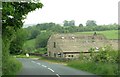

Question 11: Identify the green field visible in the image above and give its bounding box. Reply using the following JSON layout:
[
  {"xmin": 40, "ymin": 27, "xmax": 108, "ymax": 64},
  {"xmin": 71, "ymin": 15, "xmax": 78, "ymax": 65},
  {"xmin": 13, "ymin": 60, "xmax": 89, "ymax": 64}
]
[
  {"xmin": 24, "ymin": 39, "xmax": 36, "ymax": 49},
  {"xmin": 75, "ymin": 30, "xmax": 118, "ymax": 40}
]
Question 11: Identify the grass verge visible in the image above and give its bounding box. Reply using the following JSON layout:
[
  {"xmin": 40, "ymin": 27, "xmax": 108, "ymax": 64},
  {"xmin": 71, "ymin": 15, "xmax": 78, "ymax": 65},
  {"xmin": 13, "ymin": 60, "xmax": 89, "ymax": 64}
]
[
  {"xmin": 67, "ymin": 60, "xmax": 118, "ymax": 77},
  {"xmin": 3, "ymin": 57, "xmax": 22, "ymax": 75},
  {"xmin": 15, "ymin": 54, "xmax": 67, "ymax": 64},
  {"xmin": 39, "ymin": 57, "xmax": 67, "ymax": 65}
]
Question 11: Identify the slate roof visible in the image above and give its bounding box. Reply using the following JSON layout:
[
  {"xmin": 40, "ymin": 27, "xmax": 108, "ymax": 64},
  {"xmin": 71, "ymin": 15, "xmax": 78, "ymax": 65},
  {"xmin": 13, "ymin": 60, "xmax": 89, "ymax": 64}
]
[{"xmin": 48, "ymin": 33, "xmax": 107, "ymax": 52}]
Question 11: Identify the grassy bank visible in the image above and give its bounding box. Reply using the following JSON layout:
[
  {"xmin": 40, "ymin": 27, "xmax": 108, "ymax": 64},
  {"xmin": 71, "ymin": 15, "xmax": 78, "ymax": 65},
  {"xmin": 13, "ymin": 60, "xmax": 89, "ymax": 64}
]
[
  {"xmin": 67, "ymin": 60, "xmax": 118, "ymax": 76},
  {"xmin": 23, "ymin": 39, "xmax": 36, "ymax": 51},
  {"xmin": 3, "ymin": 57, "xmax": 22, "ymax": 75},
  {"xmin": 0, "ymin": 37, "xmax": 1, "ymax": 76},
  {"xmin": 67, "ymin": 47, "xmax": 118, "ymax": 76},
  {"xmin": 15, "ymin": 54, "xmax": 67, "ymax": 64}
]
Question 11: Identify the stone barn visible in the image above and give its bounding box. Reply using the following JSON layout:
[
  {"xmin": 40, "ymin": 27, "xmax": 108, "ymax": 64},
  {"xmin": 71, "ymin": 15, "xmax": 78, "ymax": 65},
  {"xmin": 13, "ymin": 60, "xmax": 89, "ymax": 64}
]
[{"xmin": 47, "ymin": 33, "xmax": 112, "ymax": 59}]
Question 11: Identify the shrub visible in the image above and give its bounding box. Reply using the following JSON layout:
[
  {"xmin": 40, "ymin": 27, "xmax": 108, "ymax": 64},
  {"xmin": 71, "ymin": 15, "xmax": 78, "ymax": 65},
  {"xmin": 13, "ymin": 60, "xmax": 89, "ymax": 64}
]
[{"xmin": 67, "ymin": 46, "xmax": 118, "ymax": 76}]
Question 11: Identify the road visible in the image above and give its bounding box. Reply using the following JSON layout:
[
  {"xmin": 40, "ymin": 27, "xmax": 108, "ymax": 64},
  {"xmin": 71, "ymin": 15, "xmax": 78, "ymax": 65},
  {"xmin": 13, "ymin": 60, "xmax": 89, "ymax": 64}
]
[{"xmin": 17, "ymin": 58, "xmax": 99, "ymax": 77}]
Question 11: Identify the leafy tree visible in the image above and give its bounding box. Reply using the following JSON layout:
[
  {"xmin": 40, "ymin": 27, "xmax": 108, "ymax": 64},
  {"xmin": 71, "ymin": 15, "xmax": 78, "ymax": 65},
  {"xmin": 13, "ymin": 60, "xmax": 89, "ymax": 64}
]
[
  {"xmin": 63, "ymin": 20, "xmax": 75, "ymax": 26},
  {"xmin": 86, "ymin": 20, "xmax": 97, "ymax": 26},
  {"xmin": 63, "ymin": 20, "xmax": 69, "ymax": 26},
  {"xmin": 2, "ymin": 2, "xmax": 43, "ymax": 75},
  {"xmin": 9, "ymin": 29, "xmax": 28, "ymax": 54},
  {"xmin": 50, "ymin": 24, "xmax": 64, "ymax": 33},
  {"xmin": 30, "ymin": 28, "xmax": 40, "ymax": 39},
  {"xmin": 35, "ymin": 32, "xmax": 52, "ymax": 48},
  {"xmin": 36, "ymin": 22, "xmax": 55, "ymax": 30},
  {"xmin": 79, "ymin": 24, "xmax": 83, "ymax": 27},
  {"xmin": 69, "ymin": 20, "xmax": 75, "ymax": 26}
]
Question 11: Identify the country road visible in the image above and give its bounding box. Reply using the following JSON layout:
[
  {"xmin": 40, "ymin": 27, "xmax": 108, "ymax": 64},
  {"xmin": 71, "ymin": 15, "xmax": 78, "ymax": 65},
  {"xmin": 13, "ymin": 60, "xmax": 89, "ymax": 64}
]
[{"xmin": 17, "ymin": 58, "xmax": 100, "ymax": 77}]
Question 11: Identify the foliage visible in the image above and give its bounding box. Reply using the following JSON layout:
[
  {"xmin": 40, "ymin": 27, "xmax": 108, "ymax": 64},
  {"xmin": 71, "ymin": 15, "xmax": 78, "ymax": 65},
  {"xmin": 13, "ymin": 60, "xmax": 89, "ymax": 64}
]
[
  {"xmin": 92, "ymin": 46, "xmax": 118, "ymax": 63},
  {"xmin": 86, "ymin": 20, "xmax": 97, "ymax": 26},
  {"xmin": 2, "ymin": 56, "xmax": 22, "ymax": 75},
  {"xmin": 26, "ymin": 26, "xmax": 41, "ymax": 40},
  {"xmin": 25, "ymin": 22, "xmax": 118, "ymax": 36},
  {"xmin": 79, "ymin": 24, "xmax": 83, "ymax": 27},
  {"xmin": 9, "ymin": 29, "xmax": 28, "ymax": 54},
  {"xmin": 36, "ymin": 22, "xmax": 56, "ymax": 30},
  {"xmin": 34, "ymin": 48, "xmax": 47, "ymax": 54},
  {"xmin": 63, "ymin": 20, "xmax": 75, "ymax": 26},
  {"xmin": 67, "ymin": 46, "xmax": 119, "ymax": 76},
  {"xmin": 23, "ymin": 39, "xmax": 36, "ymax": 51},
  {"xmin": 68, "ymin": 61, "xmax": 118, "ymax": 76},
  {"xmin": 35, "ymin": 31, "xmax": 52, "ymax": 48},
  {"xmin": 2, "ymin": 2, "xmax": 43, "ymax": 75}
]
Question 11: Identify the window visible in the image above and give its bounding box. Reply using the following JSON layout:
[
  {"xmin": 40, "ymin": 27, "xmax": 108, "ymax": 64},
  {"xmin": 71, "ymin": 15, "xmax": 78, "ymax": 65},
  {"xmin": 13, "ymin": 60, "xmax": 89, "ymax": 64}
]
[
  {"xmin": 71, "ymin": 55, "xmax": 74, "ymax": 57},
  {"xmin": 53, "ymin": 42, "xmax": 56, "ymax": 48},
  {"xmin": 68, "ymin": 55, "xmax": 70, "ymax": 57}
]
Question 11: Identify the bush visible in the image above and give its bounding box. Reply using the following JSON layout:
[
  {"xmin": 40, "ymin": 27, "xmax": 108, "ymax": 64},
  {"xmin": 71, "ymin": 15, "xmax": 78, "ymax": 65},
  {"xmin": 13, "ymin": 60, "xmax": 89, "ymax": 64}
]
[
  {"xmin": 67, "ymin": 46, "xmax": 119, "ymax": 76},
  {"xmin": 92, "ymin": 46, "xmax": 118, "ymax": 63}
]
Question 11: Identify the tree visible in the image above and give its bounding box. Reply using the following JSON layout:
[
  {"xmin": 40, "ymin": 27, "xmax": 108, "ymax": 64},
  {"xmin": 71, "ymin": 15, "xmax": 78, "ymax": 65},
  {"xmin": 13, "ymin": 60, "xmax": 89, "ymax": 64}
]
[
  {"xmin": 2, "ymin": 2, "xmax": 43, "ymax": 75},
  {"xmin": 63, "ymin": 20, "xmax": 75, "ymax": 26},
  {"xmin": 9, "ymin": 29, "xmax": 28, "ymax": 54},
  {"xmin": 79, "ymin": 24, "xmax": 83, "ymax": 27},
  {"xmin": 63, "ymin": 20, "xmax": 69, "ymax": 26},
  {"xmin": 35, "ymin": 31, "xmax": 52, "ymax": 48},
  {"xmin": 69, "ymin": 20, "xmax": 75, "ymax": 26},
  {"xmin": 86, "ymin": 20, "xmax": 97, "ymax": 26}
]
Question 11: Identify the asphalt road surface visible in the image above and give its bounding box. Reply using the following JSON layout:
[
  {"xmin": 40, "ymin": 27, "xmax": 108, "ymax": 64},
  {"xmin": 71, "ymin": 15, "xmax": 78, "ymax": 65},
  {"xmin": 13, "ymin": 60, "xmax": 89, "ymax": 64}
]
[{"xmin": 17, "ymin": 58, "xmax": 100, "ymax": 77}]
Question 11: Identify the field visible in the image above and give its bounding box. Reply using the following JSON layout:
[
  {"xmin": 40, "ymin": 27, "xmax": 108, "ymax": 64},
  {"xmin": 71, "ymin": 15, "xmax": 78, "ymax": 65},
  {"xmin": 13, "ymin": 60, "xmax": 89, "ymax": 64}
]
[
  {"xmin": 75, "ymin": 30, "xmax": 118, "ymax": 40},
  {"xmin": 23, "ymin": 39, "xmax": 36, "ymax": 49}
]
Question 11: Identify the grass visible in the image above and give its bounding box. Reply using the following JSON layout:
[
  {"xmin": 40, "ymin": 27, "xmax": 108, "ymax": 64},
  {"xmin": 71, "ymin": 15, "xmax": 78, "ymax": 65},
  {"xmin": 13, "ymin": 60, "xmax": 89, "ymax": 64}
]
[
  {"xmin": 23, "ymin": 39, "xmax": 36, "ymax": 49},
  {"xmin": 15, "ymin": 54, "xmax": 67, "ymax": 64},
  {"xmin": 0, "ymin": 37, "xmax": 1, "ymax": 76},
  {"xmin": 14, "ymin": 54, "xmax": 41, "ymax": 58},
  {"xmin": 75, "ymin": 30, "xmax": 118, "ymax": 39},
  {"xmin": 3, "ymin": 57, "xmax": 22, "ymax": 75},
  {"xmin": 67, "ymin": 60, "xmax": 118, "ymax": 76},
  {"xmin": 39, "ymin": 57, "xmax": 68, "ymax": 65}
]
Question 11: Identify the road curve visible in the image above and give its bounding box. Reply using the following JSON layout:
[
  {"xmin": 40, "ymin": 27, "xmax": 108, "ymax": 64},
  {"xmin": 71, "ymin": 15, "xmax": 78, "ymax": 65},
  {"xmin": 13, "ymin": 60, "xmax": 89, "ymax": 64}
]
[{"xmin": 17, "ymin": 58, "xmax": 99, "ymax": 77}]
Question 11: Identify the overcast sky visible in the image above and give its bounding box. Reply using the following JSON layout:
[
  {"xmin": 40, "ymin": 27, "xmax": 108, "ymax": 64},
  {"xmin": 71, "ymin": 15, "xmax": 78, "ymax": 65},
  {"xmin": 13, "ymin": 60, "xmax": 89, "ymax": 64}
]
[{"xmin": 23, "ymin": 0, "xmax": 119, "ymax": 27}]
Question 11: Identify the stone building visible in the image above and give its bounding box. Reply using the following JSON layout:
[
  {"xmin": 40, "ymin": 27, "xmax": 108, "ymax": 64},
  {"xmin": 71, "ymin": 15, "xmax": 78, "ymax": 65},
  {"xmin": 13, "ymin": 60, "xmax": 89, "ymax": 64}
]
[{"xmin": 47, "ymin": 33, "xmax": 112, "ymax": 59}]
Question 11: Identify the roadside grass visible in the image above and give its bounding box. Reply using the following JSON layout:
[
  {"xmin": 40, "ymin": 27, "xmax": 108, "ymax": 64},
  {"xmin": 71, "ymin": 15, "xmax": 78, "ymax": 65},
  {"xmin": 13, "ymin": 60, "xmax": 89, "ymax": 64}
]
[
  {"xmin": 67, "ymin": 60, "xmax": 118, "ymax": 76},
  {"xmin": 15, "ymin": 54, "xmax": 67, "ymax": 64},
  {"xmin": 75, "ymin": 30, "xmax": 118, "ymax": 39},
  {"xmin": 3, "ymin": 57, "xmax": 22, "ymax": 75},
  {"xmin": 39, "ymin": 57, "xmax": 68, "ymax": 64},
  {"xmin": 0, "ymin": 37, "xmax": 1, "ymax": 76},
  {"xmin": 14, "ymin": 54, "xmax": 41, "ymax": 59}
]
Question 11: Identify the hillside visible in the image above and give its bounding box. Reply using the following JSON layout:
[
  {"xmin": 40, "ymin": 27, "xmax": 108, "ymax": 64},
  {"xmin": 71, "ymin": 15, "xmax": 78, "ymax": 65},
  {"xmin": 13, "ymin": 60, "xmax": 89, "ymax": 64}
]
[{"xmin": 75, "ymin": 30, "xmax": 118, "ymax": 40}]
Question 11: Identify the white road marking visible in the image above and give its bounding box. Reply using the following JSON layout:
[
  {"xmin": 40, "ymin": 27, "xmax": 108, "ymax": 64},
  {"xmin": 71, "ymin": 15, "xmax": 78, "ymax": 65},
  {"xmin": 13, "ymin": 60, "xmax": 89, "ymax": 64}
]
[
  {"xmin": 37, "ymin": 63, "xmax": 41, "ymax": 65},
  {"xmin": 48, "ymin": 68, "xmax": 54, "ymax": 72},
  {"xmin": 32, "ymin": 61, "xmax": 58, "ymax": 75},
  {"xmin": 31, "ymin": 61, "xmax": 35, "ymax": 63},
  {"xmin": 56, "ymin": 74, "xmax": 60, "ymax": 77},
  {"xmin": 42, "ymin": 65, "xmax": 47, "ymax": 68}
]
